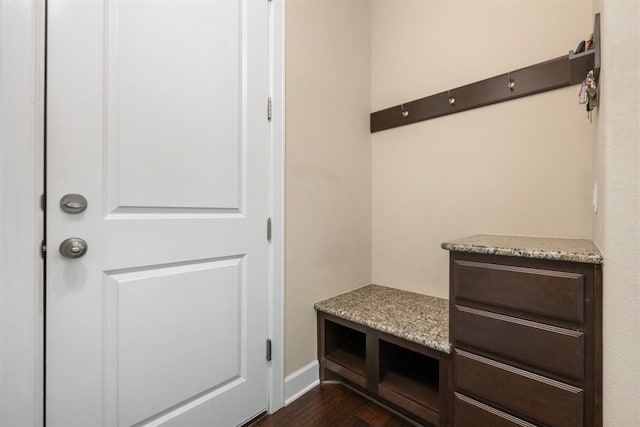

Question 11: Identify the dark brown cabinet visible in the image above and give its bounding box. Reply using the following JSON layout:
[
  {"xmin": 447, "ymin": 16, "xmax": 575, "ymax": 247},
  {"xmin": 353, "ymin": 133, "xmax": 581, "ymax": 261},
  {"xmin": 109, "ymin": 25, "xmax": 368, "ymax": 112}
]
[
  {"xmin": 449, "ymin": 253, "xmax": 602, "ymax": 427},
  {"xmin": 318, "ymin": 312, "xmax": 450, "ymax": 426}
]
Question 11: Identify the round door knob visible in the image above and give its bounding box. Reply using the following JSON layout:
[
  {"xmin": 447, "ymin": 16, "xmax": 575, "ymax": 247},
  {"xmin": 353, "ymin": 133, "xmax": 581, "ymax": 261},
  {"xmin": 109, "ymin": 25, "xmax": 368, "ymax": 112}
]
[{"xmin": 59, "ymin": 238, "xmax": 88, "ymax": 259}]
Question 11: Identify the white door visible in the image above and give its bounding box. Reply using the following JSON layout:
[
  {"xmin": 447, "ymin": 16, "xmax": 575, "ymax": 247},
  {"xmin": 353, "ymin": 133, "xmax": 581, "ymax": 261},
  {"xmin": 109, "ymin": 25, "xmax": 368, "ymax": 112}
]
[{"xmin": 46, "ymin": 0, "xmax": 270, "ymax": 426}]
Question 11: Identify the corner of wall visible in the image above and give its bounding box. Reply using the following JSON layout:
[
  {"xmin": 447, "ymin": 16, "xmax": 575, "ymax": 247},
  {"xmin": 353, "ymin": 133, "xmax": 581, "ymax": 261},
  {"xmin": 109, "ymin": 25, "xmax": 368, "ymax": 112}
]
[
  {"xmin": 284, "ymin": 0, "xmax": 372, "ymax": 376},
  {"xmin": 594, "ymin": 1, "xmax": 640, "ymax": 425}
]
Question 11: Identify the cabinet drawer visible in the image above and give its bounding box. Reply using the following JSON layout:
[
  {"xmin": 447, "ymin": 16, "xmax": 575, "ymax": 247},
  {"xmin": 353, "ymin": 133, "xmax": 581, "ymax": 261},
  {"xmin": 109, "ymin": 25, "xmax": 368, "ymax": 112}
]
[
  {"xmin": 453, "ymin": 260, "xmax": 584, "ymax": 322},
  {"xmin": 454, "ymin": 393, "xmax": 537, "ymax": 427},
  {"xmin": 454, "ymin": 305, "xmax": 584, "ymax": 379},
  {"xmin": 455, "ymin": 350, "xmax": 583, "ymax": 427}
]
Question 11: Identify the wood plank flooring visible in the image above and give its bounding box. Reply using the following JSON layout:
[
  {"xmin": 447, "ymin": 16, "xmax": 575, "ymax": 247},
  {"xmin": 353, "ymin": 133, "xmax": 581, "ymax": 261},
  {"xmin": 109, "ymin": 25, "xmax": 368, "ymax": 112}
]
[{"xmin": 249, "ymin": 384, "xmax": 418, "ymax": 427}]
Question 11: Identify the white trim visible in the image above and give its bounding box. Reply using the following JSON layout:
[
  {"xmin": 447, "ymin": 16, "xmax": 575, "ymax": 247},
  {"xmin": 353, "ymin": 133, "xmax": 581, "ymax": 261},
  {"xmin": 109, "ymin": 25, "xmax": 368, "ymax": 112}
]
[
  {"xmin": 0, "ymin": 0, "xmax": 45, "ymax": 426},
  {"xmin": 267, "ymin": 0, "xmax": 286, "ymax": 415},
  {"xmin": 283, "ymin": 361, "xmax": 320, "ymax": 406}
]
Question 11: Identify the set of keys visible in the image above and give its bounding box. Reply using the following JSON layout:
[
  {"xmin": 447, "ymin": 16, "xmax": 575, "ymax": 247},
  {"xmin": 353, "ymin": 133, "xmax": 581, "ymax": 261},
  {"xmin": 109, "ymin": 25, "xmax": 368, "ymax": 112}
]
[{"xmin": 579, "ymin": 70, "xmax": 598, "ymax": 122}]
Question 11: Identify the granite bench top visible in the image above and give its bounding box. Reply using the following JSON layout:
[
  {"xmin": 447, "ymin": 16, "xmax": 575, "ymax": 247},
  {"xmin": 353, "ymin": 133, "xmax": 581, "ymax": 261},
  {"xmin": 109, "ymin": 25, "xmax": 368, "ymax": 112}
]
[
  {"xmin": 314, "ymin": 284, "xmax": 451, "ymax": 354},
  {"xmin": 441, "ymin": 234, "xmax": 603, "ymax": 265}
]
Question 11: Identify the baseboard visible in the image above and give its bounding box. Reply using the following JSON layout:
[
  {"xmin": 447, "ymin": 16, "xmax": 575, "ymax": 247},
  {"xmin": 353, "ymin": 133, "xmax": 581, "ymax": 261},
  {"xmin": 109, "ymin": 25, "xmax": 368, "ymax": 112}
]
[{"xmin": 283, "ymin": 360, "xmax": 320, "ymax": 406}]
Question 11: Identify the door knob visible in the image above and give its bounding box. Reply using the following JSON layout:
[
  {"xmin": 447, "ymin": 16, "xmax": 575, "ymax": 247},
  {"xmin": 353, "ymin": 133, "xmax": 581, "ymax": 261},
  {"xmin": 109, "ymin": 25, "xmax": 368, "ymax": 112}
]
[{"xmin": 59, "ymin": 238, "xmax": 88, "ymax": 259}]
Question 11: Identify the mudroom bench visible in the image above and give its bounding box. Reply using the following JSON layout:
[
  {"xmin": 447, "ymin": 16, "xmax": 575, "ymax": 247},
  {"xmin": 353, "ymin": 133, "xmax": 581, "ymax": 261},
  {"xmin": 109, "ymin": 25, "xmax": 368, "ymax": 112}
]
[{"xmin": 314, "ymin": 284, "xmax": 451, "ymax": 427}]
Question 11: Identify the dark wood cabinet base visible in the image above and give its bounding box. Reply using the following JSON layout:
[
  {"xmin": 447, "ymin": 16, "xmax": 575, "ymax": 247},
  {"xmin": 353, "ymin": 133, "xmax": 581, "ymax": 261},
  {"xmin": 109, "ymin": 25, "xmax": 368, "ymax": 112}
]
[
  {"xmin": 449, "ymin": 252, "xmax": 602, "ymax": 427},
  {"xmin": 318, "ymin": 312, "xmax": 451, "ymax": 426}
]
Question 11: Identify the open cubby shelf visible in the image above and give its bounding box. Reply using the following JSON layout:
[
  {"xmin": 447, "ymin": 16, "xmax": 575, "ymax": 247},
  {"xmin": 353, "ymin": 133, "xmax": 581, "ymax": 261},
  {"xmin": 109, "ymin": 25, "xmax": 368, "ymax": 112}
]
[
  {"xmin": 318, "ymin": 312, "xmax": 451, "ymax": 426},
  {"xmin": 326, "ymin": 342, "xmax": 367, "ymax": 377},
  {"xmin": 322, "ymin": 319, "xmax": 368, "ymax": 387},
  {"xmin": 324, "ymin": 319, "xmax": 367, "ymax": 376},
  {"xmin": 379, "ymin": 340, "xmax": 440, "ymax": 410}
]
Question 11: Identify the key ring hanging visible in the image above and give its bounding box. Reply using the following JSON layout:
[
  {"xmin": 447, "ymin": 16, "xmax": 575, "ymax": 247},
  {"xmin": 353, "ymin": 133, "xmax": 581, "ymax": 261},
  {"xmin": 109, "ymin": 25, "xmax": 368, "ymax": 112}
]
[{"xmin": 579, "ymin": 70, "xmax": 598, "ymax": 122}]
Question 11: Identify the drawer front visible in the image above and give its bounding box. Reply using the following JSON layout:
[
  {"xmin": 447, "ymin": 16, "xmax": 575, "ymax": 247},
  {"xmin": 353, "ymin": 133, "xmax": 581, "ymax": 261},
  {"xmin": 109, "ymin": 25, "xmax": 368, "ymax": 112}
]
[
  {"xmin": 455, "ymin": 350, "xmax": 583, "ymax": 427},
  {"xmin": 454, "ymin": 305, "xmax": 584, "ymax": 379},
  {"xmin": 454, "ymin": 393, "xmax": 538, "ymax": 427},
  {"xmin": 453, "ymin": 260, "xmax": 584, "ymax": 322}
]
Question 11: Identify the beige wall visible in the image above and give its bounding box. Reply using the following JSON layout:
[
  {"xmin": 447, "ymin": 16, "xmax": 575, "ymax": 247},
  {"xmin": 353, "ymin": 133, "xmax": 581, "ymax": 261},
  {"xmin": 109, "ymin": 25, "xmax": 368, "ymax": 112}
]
[
  {"xmin": 285, "ymin": 0, "xmax": 372, "ymax": 375},
  {"xmin": 285, "ymin": 7, "xmax": 640, "ymax": 425},
  {"xmin": 592, "ymin": 0, "xmax": 640, "ymax": 424},
  {"xmin": 371, "ymin": 0, "xmax": 594, "ymax": 297}
]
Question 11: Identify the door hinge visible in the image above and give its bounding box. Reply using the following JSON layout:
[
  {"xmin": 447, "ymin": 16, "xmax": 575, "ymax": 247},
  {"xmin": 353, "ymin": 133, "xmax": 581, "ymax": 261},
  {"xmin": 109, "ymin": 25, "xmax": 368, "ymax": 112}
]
[
  {"xmin": 266, "ymin": 339, "xmax": 272, "ymax": 361},
  {"xmin": 267, "ymin": 217, "xmax": 272, "ymax": 243},
  {"xmin": 40, "ymin": 194, "xmax": 46, "ymax": 212},
  {"xmin": 40, "ymin": 240, "xmax": 47, "ymax": 259},
  {"xmin": 267, "ymin": 97, "xmax": 272, "ymax": 121}
]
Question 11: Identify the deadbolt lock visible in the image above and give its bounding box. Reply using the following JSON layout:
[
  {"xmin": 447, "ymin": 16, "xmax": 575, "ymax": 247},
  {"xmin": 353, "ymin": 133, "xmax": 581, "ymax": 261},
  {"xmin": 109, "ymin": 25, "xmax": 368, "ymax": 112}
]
[{"xmin": 60, "ymin": 194, "xmax": 88, "ymax": 214}]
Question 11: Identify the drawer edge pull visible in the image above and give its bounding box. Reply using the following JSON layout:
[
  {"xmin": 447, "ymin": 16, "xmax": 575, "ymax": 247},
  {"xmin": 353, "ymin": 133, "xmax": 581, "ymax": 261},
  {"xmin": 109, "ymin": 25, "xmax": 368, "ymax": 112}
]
[
  {"xmin": 454, "ymin": 260, "xmax": 584, "ymax": 280},
  {"xmin": 456, "ymin": 349, "xmax": 583, "ymax": 394},
  {"xmin": 456, "ymin": 305, "xmax": 583, "ymax": 338},
  {"xmin": 455, "ymin": 392, "xmax": 538, "ymax": 427}
]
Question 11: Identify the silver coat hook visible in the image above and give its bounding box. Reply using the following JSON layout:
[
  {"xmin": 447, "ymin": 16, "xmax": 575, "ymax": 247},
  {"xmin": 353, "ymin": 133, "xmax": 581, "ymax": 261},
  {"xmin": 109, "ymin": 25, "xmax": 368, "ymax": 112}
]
[
  {"xmin": 448, "ymin": 90, "xmax": 456, "ymax": 106},
  {"xmin": 401, "ymin": 104, "xmax": 409, "ymax": 118},
  {"xmin": 508, "ymin": 72, "xmax": 515, "ymax": 91}
]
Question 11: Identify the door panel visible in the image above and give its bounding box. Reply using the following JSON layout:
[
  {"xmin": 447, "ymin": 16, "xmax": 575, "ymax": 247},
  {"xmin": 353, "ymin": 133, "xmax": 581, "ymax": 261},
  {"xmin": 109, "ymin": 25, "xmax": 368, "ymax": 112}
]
[
  {"xmin": 46, "ymin": 0, "xmax": 269, "ymax": 425},
  {"xmin": 108, "ymin": 257, "xmax": 245, "ymax": 426},
  {"xmin": 112, "ymin": 0, "xmax": 243, "ymax": 210}
]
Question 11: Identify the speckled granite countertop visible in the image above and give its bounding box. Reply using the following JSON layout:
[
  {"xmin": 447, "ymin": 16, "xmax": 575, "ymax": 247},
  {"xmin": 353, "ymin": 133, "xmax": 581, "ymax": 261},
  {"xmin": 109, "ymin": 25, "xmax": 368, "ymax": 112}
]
[
  {"xmin": 441, "ymin": 234, "xmax": 603, "ymax": 264},
  {"xmin": 314, "ymin": 284, "xmax": 450, "ymax": 354}
]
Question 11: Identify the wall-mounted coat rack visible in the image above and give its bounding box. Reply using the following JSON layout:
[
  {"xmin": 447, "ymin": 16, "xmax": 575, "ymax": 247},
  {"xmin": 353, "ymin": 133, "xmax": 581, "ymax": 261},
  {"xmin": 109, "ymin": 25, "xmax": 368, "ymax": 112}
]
[{"xmin": 370, "ymin": 13, "xmax": 600, "ymax": 133}]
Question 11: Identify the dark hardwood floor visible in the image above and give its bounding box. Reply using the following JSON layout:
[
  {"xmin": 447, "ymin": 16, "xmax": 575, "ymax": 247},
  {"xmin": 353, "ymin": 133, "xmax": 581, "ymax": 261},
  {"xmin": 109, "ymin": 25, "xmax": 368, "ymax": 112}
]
[{"xmin": 249, "ymin": 384, "xmax": 418, "ymax": 427}]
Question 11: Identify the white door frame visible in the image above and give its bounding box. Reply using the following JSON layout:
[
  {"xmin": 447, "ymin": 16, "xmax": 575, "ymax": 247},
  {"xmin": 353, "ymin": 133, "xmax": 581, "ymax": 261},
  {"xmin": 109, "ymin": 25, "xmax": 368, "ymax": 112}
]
[
  {"xmin": 267, "ymin": 0, "xmax": 286, "ymax": 414},
  {"xmin": 0, "ymin": 1, "xmax": 46, "ymax": 426},
  {"xmin": 0, "ymin": 0, "xmax": 285, "ymax": 423}
]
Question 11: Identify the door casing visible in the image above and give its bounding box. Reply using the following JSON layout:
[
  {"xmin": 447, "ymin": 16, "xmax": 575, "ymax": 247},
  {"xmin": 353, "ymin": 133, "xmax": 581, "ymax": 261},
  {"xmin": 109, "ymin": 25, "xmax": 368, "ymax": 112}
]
[
  {"xmin": 0, "ymin": 0, "xmax": 285, "ymax": 424},
  {"xmin": 0, "ymin": 2, "xmax": 45, "ymax": 426}
]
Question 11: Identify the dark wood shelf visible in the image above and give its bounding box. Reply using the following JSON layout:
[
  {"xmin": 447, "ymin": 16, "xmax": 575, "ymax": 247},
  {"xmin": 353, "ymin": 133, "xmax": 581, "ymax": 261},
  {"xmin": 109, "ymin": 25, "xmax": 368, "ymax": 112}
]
[
  {"xmin": 379, "ymin": 340, "xmax": 440, "ymax": 410},
  {"xmin": 322, "ymin": 318, "xmax": 368, "ymax": 388},
  {"xmin": 376, "ymin": 338, "xmax": 443, "ymax": 425},
  {"xmin": 318, "ymin": 310, "xmax": 451, "ymax": 426},
  {"xmin": 380, "ymin": 366, "xmax": 439, "ymax": 410},
  {"xmin": 326, "ymin": 341, "xmax": 367, "ymax": 377},
  {"xmin": 379, "ymin": 380, "xmax": 439, "ymax": 426}
]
